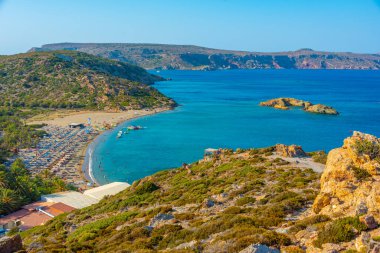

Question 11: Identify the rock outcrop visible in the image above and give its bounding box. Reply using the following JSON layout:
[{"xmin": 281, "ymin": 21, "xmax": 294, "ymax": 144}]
[
  {"xmin": 0, "ymin": 234, "xmax": 23, "ymax": 253},
  {"xmin": 260, "ymin": 98, "xmax": 311, "ymax": 110},
  {"xmin": 275, "ymin": 144, "xmax": 307, "ymax": 158},
  {"xmin": 313, "ymin": 131, "xmax": 380, "ymax": 219},
  {"xmin": 304, "ymin": 104, "xmax": 339, "ymax": 115},
  {"xmin": 260, "ymin": 97, "xmax": 339, "ymax": 115},
  {"xmin": 239, "ymin": 244, "xmax": 280, "ymax": 253},
  {"xmin": 149, "ymin": 213, "xmax": 175, "ymax": 227}
]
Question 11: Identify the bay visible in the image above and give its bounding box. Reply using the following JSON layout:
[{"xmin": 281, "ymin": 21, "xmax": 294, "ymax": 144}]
[{"xmin": 91, "ymin": 70, "xmax": 380, "ymax": 184}]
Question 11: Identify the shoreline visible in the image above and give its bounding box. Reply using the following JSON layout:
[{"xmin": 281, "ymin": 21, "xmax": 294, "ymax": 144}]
[
  {"xmin": 81, "ymin": 107, "xmax": 172, "ymax": 186},
  {"xmin": 27, "ymin": 107, "xmax": 172, "ymax": 187}
]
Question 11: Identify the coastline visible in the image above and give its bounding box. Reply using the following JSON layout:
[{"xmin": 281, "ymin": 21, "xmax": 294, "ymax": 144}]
[
  {"xmin": 82, "ymin": 137, "xmax": 100, "ymax": 185},
  {"xmin": 80, "ymin": 107, "xmax": 172, "ymax": 186},
  {"xmin": 27, "ymin": 107, "xmax": 172, "ymax": 187}
]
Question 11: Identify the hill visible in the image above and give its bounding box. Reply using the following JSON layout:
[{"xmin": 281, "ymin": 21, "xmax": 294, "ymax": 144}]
[
  {"xmin": 21, "ymin": 132, "xmax": 380, "ymax": 252},
  {"xmin": 22, "ymin": 146, "xmax": 321, "ymax": 252},
  {"xmin": 0, "ymin": 51, "xmax": 175, "ymax": 111},
  {"xmin": 30, "ymin": 43, "xmax": 380, "ymax": 70}
]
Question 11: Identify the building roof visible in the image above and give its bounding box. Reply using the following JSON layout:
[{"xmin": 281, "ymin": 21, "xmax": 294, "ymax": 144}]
[
  {"xmin": 41, "ymin": 182, "xmax": 130, "ymax": 209},
  {"xmin": 83, "ymin": 182, "xmax": 130, "ymax": 200},
  {"xmin": 1, "ymin": 201, "xmax": 76, "ymax": 231},
  {"xmin": 41, "ymin": 191, "xmax": 98, "ymax": 209},
  {"xmin": 44, "ymin": 203, "xmax": 76, "ymax": 216},
  {"xmin": 19, "ymin": 212, "xmax": 52, "ymax": 230},
  {"xmin": 0, "ymin": 209, "xmax": 29, "ymax": 226},
  {"xmin": 22, "ymin": 201, "xmax": 55, "ymax": 212}
]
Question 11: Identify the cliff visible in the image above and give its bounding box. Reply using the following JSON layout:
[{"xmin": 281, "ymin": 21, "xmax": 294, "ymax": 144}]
[
  {"xmin": 29, "ymin": 43, "xmax": 380, "ymax": 70},
  {"xmin": 299, "ymin": 131, "xmax": 380, "ymax": 252},
  {"xmin": 313, "ymin": 131, "xmax": 380, "ymax": 218}
]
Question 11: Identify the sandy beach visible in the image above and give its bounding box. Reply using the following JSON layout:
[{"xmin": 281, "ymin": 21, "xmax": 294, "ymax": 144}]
[
  {"xmin": 27, "ymin": 108, "xmax": 170, "ymax": 129},
  {"xmin": 26, "ymin": 107, "xmax": 172, "ymax": 186}
]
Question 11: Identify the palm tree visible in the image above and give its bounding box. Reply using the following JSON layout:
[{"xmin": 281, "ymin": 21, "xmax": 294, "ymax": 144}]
[
  {"xmin": 41, "ymin": 169, "xmax": 52, "ymax": 180},
  {"xmin": 0, "ymin": 188, "xmax": 22, "ymax": 215},
  {"xmin": 52, "ymin": 178, "xmax": 67, "ymax": 192},
  {"xmin": 0, "ymin": 171, "xmax": 8, "ymax": 188}
]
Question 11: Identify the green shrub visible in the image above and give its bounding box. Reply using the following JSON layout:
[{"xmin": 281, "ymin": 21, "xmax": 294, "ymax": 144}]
[
  {"xmin": 314, "ymin": 216, "xmax": 367, "ymax": 248},
  {"xmin": 236, "ymin": 196, "xmax": 256, "ymax": 206},
  {"xmin": 223, "ymin": 206, "xmax": 243, "ymax": 214},
  {"xmin": 134, "ymin": 181, "xmax": 160, "ymax": 195},
  {"xmin": 273, "ymin": 157, "xmax": 290, "ymax": 165},
  {"xmin": 281, "ymin": 245, "xmax": 305, "ymax": 253},
  {"xmin": 67, "ymin": 211, "xmax": 138, "ymax": 243},
  {"xmin": 216, "ymin": 225, "xmax": 290, "ymax": 252},
  {"xmin": 354, "ymin": 139, "xmax": 380, "ymax": 161},
  {"xmin": 174, "ymin": 212, "xmax": 195, "ymax": 220},
  {"xmin": 351, "ymin": 166, "xmax": 371, "ymax": 181},
  {"xmin": 289, "ymin": 215, "xmax": 330, "ymax": 233},
  {"xmin": 307, "ymin": 151, "xmax": 328, "ymax": 164}
]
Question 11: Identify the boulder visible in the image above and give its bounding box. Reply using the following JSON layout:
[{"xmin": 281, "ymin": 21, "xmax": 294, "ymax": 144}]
[
  {"xmin": 175, "ymin": 240, "xmax": 197, "ymax": 250},
  {"xmin": 355, "ymin": 232, "xmax": 371, "ymax": 252},
  {"xmin": 275, "ymin": 144, "xmax": 307, "ymax": 158},
  {"xmin": 212, "ymin": 193, "xmax": 228, "ymax": 202},
  {"xmin": 321, "ymin": 243, "xmax": 344, "ymax": 253},
  {"xmin": 203, "ymin": 198, "xmax": 215, "ymax": 208},
  {"xmin": 149, "ymin": 213, "xmax": 175, "ymax": 227},
  {"xmin": 239, "ymin": 243, "xmax": 280, "ymax": 253},
  {"xmin": 356, "ymin": 202, "xmax": 369, "ymax": 216},
  {"xmin": 360, "ymin": 215, "xmax": 378, "ymax": 229},
  {"xmin": 0, "ymin": 234, "xmax": 23, "ymax": 253}
]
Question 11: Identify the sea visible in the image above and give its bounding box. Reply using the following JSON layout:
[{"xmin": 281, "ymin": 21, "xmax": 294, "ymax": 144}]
[{"xmin": 90, "ymin": 70, "xmax": 380, "ymax": 185}]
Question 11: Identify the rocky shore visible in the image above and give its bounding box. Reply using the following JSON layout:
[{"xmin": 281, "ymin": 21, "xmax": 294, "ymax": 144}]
[{"xmin": 260, "ymin": 97, "xmax": 339, "ymax": 115}]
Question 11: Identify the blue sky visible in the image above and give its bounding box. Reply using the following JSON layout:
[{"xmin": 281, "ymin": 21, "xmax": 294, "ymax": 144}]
[{"xmin": 0, "ymin": 0, "xmax": 379, "ymax": 55}]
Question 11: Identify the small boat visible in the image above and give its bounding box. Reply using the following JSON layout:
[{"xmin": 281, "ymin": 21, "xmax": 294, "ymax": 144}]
[
  {"xmin": 116, "ymin": 131, "xmax": 123, "ymax": 138},
  {"xmin": 127, "ymin": 125, "xmax": 143, "ymax": 130}
]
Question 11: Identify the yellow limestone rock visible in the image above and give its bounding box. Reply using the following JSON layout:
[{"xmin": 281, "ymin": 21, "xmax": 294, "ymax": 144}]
[
  {"xmin": 260, "ymin": 97, "xmax": 338, "ymax": 115},
  {"xmin": 260, "ymin": 97, "xmax": 312, "ymax": 110},
  {"xmin": 275, "ymin": 144, "xmax": 307, "ymax": 158},
  {"xmin": 313, "ymin": 131, "xmax": 380, "ymax": 219}
]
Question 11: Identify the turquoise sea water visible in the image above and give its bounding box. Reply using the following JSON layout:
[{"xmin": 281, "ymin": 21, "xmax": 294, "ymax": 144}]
[{"xmin": 91, "ymin": 70, "xmax": 380, "ymax": 185}]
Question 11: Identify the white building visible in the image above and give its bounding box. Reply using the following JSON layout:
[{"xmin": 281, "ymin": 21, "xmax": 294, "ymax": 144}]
[{"xmin": 41, "ymin": 182, "xmax": 130, "ymax": 209}]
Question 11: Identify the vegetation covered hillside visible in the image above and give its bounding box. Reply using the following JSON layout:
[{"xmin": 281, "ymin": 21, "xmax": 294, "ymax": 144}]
[
  {"xmin": 23, "ymin": 147, "xmax": 322, "ymax": 252},
  {"xmin": 30, "ymin": 43, "xmax": 380, "ymax": 70},
  {"xmin": 22, "ymin": 133, "xmax": 380, "ymax": 252},
  {"xmin": 0, "ymin": 51, "xmax": 175, "ymax": 110}
]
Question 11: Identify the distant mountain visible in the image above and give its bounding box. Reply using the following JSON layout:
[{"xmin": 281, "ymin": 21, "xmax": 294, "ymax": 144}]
[
  {"xmin": 29, "ymin": 43, "xmax": 380, "ymax": 70},
  {"xmin": 0, "ymin": 51, "xmax": 175, "ymax": 111}
]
